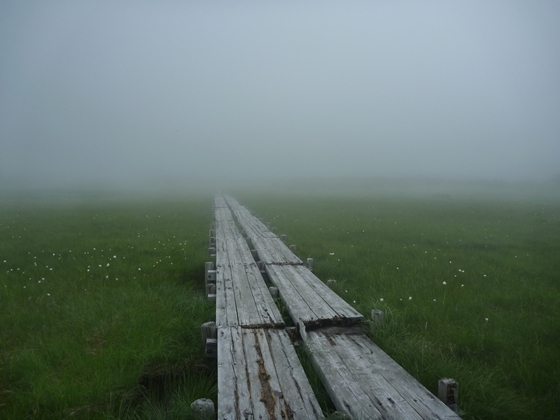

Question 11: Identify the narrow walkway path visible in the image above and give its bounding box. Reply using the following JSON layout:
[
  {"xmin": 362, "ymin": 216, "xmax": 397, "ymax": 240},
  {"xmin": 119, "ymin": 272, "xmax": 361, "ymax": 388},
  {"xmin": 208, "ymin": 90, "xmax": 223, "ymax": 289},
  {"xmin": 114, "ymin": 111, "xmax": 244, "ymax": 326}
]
[
  {"xmin": 213, "ymin": 195, "xmax": 323, "ymax": 419},
  {"xmin": 222, "ymin": 195, "xmax": 461, "ymax": 420}
]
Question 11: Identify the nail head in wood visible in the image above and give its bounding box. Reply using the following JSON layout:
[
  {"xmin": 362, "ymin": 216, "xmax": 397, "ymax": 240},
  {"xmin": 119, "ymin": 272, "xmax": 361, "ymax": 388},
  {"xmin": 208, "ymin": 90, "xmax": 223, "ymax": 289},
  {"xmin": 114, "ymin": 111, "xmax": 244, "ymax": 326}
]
[{"xmin": 191, "ymin": 398, "xmax": 215, "ymax": 419}]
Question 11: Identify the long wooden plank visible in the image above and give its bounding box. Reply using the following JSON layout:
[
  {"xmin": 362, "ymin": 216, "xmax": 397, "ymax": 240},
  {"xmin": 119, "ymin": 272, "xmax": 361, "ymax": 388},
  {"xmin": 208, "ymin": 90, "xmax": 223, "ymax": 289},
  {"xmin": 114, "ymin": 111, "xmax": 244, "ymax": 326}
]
[
  {"xmin": 346, "ymin": 335, "xmax": 460, "ymax": 420},
  {"xmin": 214, "ymin": 201, "xmax": 284, "ymax": 329},
  {"xmin": 292, "ymin": 265, "xmax": 363, "ymax": 320},
  {"xmin": 224, "ymin": 195, "xmax": 363, "ymax": 327},
  {"xmin": 268, "ymin": 264, "xmax": 339, "ymax": 322},
  {"xmin": 214, "ymin": 197, "xmax": 325, "ymax": 418},
  {"xmin": 265, "ymin": 264, "xmax": 363, "ymax": 327},
  {"xmin": 304, "ymin": 331, "xmax": 461, "ymax": 420},
  {"xmin": 225, "ymin": 195, "xmax": 303, "ymax": 265},
  {"xmin": 217, "ymin": 326, "xmax": 249, "ymax": 420},
  {"xmin": 218, "ymin": 327, "xmax": 324, "ymax": 420}
]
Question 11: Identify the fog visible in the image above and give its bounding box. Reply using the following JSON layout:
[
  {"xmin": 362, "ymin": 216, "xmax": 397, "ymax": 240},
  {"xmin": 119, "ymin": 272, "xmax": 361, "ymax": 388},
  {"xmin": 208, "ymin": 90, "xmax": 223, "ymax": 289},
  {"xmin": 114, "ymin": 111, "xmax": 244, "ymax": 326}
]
[{"xmin": 1, "ymin": 1, "xmax": 559, "ymax": 191}]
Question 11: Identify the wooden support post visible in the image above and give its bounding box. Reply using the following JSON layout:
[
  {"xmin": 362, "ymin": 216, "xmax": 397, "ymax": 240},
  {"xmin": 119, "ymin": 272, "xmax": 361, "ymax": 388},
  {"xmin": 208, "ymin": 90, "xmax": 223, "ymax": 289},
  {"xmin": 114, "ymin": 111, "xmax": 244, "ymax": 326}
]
[
  {"xmin": 201, "ymin": 322, "xmax": 217, "ymax": 358},
  {"xmin": 210, "ymin": 222, "xmax": 216, "ymax": 230},
  {"xmin": 208, "ymin": 247, "xmax": 215, "ymax": 256},
  {"xmin": 271, "ymin": 227, "xmax": 277, "ymax": 233},
  {"xmin": 269, "ymin": 286, "xmax": 279, "ymax": 298},
  {"xmin": 438, "ymin": 378, "xmax": 459, "ymax": 412},
  {"xmin": 204, "ymin": 262, "xmax": 214, "ymax": 290},
  {"xmin": 289, "ymin": 244, "xmax": 297, "ymax": 252},
  {"xmin": 206, "ymin": 269, "xmax": 216, "ymax": 284},
  {"xmin": 206, "ymin": 283, "xmax": 216, "ymax": 303},
  {"xmin": 307, "ymin": 258, "xmax": 313, "ymax": 270},
  {"xmin": 209, "ymin": 237, "xmax": 216, "ymax": 247},
  {"xmin": 285, "ymin": 326, "xmax": 298, "ymax": 342},
  {"xmin": 251, "ymin": 249, "xmax": 259, "ymax": 261},
  {"xmin": 280, "ymin": 234, "xmax": 287, "ymax": 242},
  {"xmin": 257, "ymin": 261, "xmax": 268, "ymax": 282},
  {"xmin": 209, "ymin": 229, "xmax": 215, "ymax": 237},
  {"xmin": 191, "ymin": 398, "xmax": 215, "ymax": 419},
  {"xmin": 202, "ymin": 321, "xmax": 216, "ymax": 342},
  {"xmin": 326, "ymin": 279, "xmax": 336, "ymax": 289},
  {"xmin": 371, "ymin": 309, "xmax": 384, "ymax": 326}
]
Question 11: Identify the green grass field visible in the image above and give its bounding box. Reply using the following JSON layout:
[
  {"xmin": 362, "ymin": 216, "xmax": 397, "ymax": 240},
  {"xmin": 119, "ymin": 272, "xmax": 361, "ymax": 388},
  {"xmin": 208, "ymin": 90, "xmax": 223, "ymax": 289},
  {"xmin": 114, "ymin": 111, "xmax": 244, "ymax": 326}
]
[
  {"xmin": 0, "ymin": 193, "xmax": 216, "ymax": 419},
  {"xmin": 1, "ymin": 184, "xmax": 559, "ymax": 419}
]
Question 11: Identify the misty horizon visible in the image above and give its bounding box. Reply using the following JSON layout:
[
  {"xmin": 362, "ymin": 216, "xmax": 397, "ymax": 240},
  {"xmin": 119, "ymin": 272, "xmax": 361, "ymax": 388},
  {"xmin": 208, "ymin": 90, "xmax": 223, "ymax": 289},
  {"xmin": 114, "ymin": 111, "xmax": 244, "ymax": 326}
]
[{"xmin": 1, "ymin": 1, "xmax": 559, "ymax": 190}]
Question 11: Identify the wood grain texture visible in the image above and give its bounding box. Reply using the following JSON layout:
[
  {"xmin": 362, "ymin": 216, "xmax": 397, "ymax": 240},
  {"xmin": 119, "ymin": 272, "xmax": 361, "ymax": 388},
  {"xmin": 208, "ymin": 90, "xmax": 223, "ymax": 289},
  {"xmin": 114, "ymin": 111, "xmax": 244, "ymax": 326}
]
[
  {"xmin": 214, "ymin": 199, "xmax": 284, "ymax": 329},
  {"xmin": 214, "ymin": 196, "xmax": 323, "ymax": 419},
  {"xmin": 217, "ymin": 327, "xmax": 324, "ymax": 420},
  {"xmin": 304, "ymin": 331, "xmax": 462, "ymax": 420}
]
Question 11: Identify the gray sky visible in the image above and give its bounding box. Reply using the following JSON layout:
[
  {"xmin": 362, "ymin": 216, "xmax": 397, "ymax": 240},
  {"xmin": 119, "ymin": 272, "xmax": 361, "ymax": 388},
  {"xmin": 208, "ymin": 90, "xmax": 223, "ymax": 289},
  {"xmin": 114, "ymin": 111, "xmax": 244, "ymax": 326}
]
[{"xmin": 1, "ymin": 1, "xmax": 559, "ymax": 188}]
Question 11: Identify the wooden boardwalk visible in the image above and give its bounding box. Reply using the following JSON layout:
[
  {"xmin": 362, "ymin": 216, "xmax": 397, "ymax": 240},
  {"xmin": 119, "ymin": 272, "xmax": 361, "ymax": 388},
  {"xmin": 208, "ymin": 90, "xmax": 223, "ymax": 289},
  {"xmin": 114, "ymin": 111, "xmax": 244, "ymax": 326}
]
[
  {"xmin": 216, "ymin": 195, "xmax": 461, "ymax": 420},
  {"xmin": 212, "ymin": 196, "xmax": 323, "ymax": 419}
]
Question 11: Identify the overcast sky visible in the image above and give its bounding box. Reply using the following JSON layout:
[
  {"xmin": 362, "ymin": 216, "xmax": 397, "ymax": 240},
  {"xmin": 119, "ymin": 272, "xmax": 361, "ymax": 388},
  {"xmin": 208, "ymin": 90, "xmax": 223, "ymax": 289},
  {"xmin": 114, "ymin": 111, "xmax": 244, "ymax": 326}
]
[{"xmin": 1, "ymin": 1, "xmax": 559, "ymax": 188}]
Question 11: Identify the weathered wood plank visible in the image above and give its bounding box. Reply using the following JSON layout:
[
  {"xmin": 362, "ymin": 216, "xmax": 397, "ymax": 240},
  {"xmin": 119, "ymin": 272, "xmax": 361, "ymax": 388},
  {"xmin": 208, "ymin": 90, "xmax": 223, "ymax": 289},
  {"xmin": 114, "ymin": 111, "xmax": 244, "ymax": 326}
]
[
  {"xmin": 267, "ymin": 264, "xmax": 338, "ymax": 323},
  {"xmin": 269, "ymin": 264, "xmax": 333, "ymax": 324},
  {"xmin": 217, "ymin": 326, "xmax": 249, "ymax": 419},
  {"xmin": 292, "ymin": 265, "xmax": 363, "ymax": 321},
  {"xmin": 214, "ymin": 201, "xmax": 284, "ymax": 329},
  {"xmin": 267, "ymin": 328, "xmax": 328, "ymax": 419},
  {"xmin": 346, "ymin": 335, "xmax": 461, "ymax": 420},
  {"xmin": 218, "ymin": 327, "xmax": 324, "ymax": 419},
  {"xmin": 303, "ymin": 331, "xmax": 461, "ymax": 420},
  {"xmin": 224, "ymin": 195, "xmax": 303, "ymax": 265},
  {"xmin": 265, "ymin": 264, "xmax": 363, "ymax": 327},
  {"xmin": 214, "ymin": 196, "xmax": 324, "ymax": 418}
]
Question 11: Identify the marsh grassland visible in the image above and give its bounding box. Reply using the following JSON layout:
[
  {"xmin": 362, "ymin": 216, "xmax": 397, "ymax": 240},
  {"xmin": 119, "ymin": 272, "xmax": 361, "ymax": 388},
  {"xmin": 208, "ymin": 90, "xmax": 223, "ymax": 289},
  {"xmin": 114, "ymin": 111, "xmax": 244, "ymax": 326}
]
[
  {"xmin": 1, "ymin": 185, "xmax": 559, "ymax": 419},
  {"xmin": 0, "ymin": 193, "xmax": 216, "ymax": 419}
]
